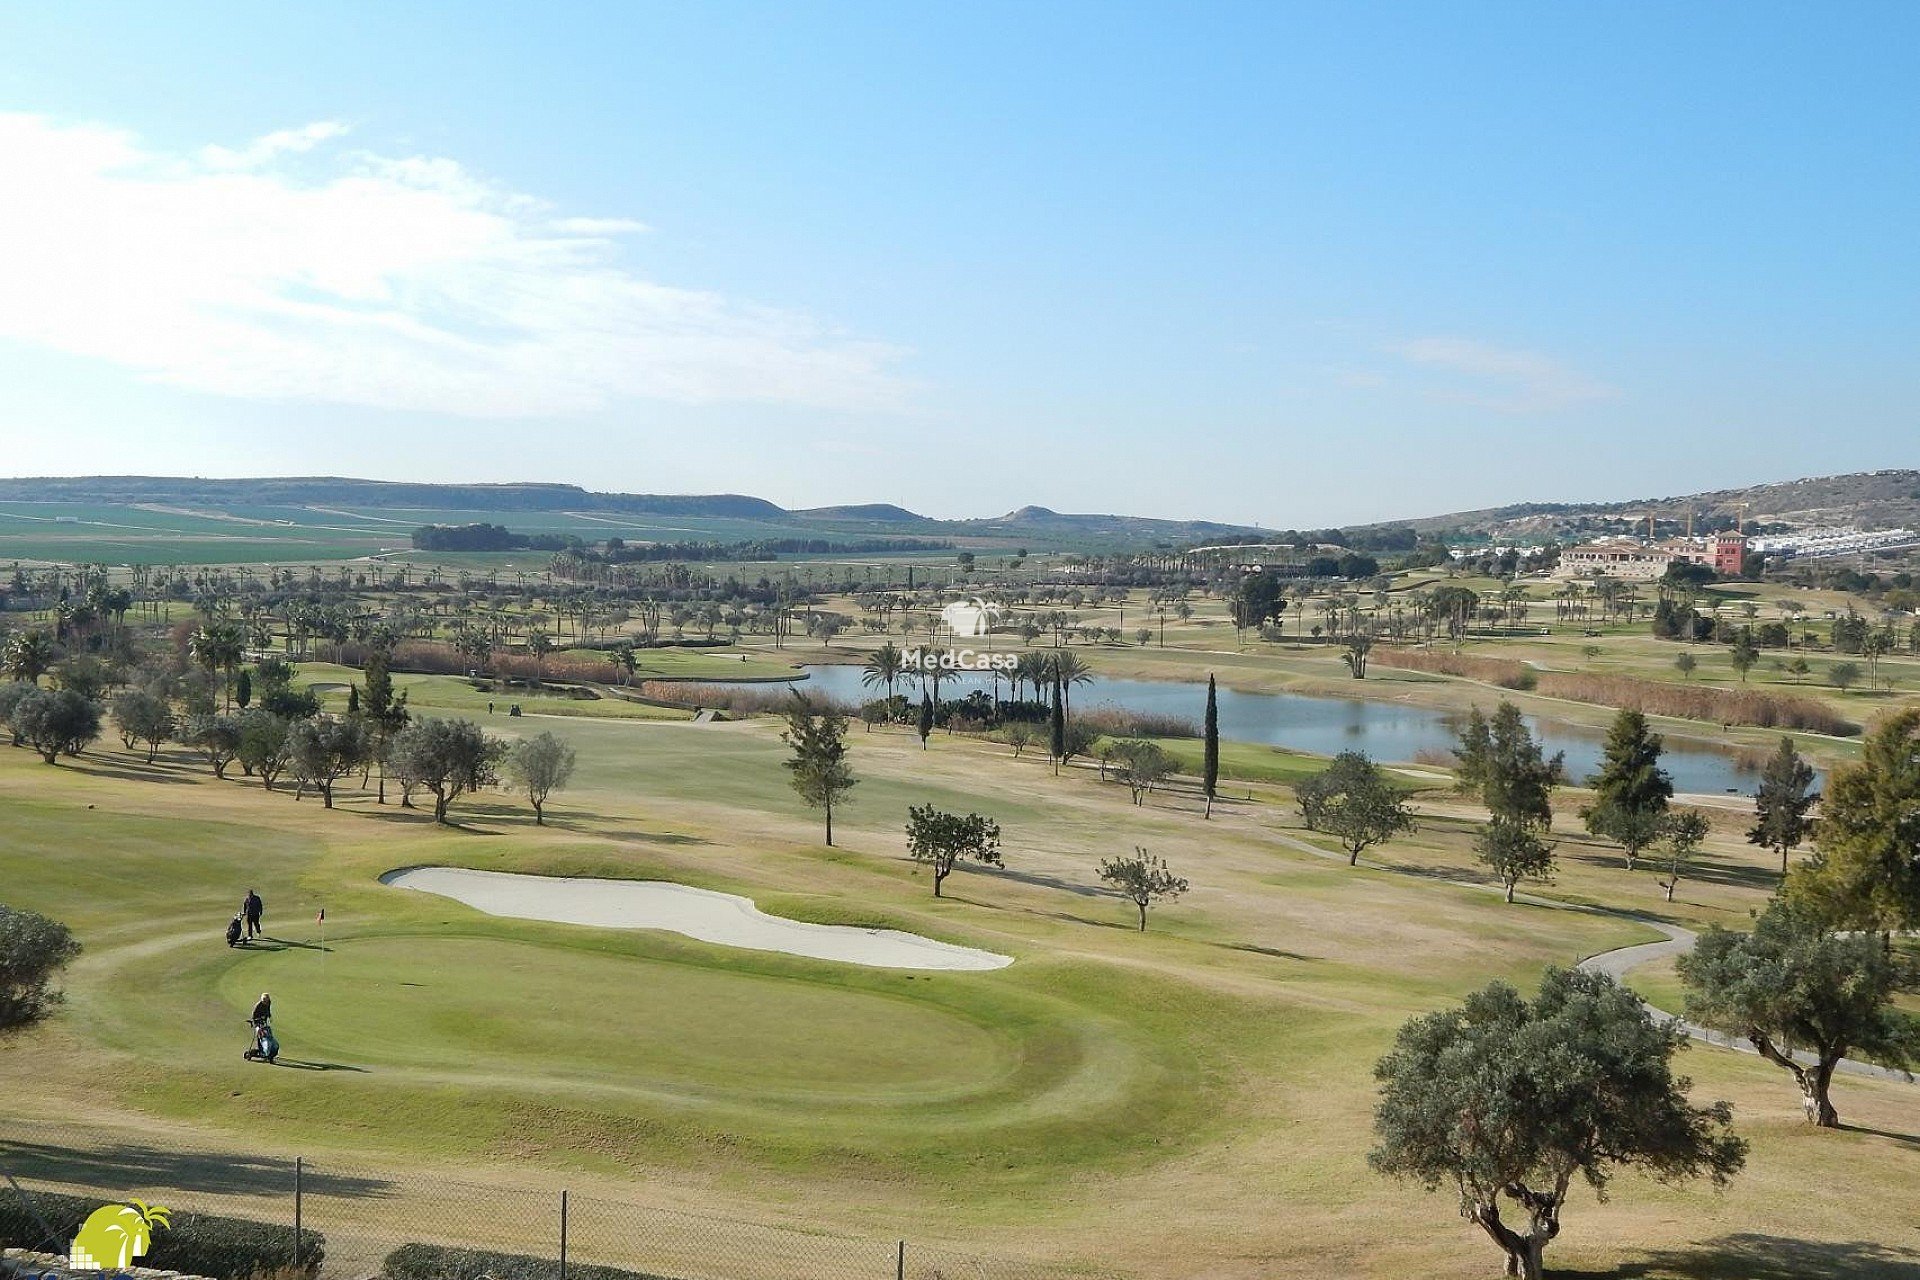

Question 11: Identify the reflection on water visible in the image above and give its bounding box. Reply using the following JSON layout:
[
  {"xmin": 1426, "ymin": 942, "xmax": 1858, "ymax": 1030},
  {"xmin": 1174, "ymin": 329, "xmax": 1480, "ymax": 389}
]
[{"xmin": 705, "ymin": 663, "xmax": 1774, "ymax": 796}]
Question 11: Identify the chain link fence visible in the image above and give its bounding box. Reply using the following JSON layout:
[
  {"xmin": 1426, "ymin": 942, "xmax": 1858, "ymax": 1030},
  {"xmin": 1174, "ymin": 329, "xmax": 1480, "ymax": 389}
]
[{"xmin": 0, "ymin": 1121, "xmax": 1107, "ymax": 1280}]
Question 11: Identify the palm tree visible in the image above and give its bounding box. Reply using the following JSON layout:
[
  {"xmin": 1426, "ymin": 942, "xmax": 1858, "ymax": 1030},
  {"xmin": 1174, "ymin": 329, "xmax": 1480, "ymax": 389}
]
[
  {"xmin": 188, "ymin": 621, "xmax": 245, "ymax": 709},
  {"xmin": 3, "ymin": 630, "xmax": 56, "ymax": 684},
  {"xmin": 862, "ymin": 642, "xmax": 905, "ymax": 706},
  {"xmin": 1048, "ymin": 651, "xmax": 1094, "ymax": 722}
]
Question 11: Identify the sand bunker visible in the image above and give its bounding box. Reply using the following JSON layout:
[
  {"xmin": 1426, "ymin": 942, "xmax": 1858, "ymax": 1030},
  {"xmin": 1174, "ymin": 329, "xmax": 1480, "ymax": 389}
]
[{"xmin": 382, "ymin": 867, "xmax": 1012, "ymax": 972}]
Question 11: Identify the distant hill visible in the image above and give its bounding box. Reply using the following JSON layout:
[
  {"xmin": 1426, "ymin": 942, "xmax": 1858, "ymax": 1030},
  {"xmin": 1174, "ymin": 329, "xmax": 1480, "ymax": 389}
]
[
  {"xmin": 1363, "ymin": 469, "xmax": 1920, "ymax": 541},
  {"xmin": 0, "ymin": 475, "xmax": 1266, "ymax": 550},
  {"xmin": 796, "ymin": 503, "xmax": 925, "ymax": 522}
]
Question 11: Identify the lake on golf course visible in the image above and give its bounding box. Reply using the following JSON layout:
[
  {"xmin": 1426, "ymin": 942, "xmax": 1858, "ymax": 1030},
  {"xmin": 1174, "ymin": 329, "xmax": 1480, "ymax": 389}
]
[{"xmin": 694, "ymin": 664, "xmax": 1783, "ymax": 796}]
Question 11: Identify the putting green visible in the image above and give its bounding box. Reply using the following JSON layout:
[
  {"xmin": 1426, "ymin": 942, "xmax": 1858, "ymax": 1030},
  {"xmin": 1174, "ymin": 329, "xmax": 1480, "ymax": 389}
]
[{"xmin": 206, "ymin": 935, "xmax": 1017, "ymax": 1100}]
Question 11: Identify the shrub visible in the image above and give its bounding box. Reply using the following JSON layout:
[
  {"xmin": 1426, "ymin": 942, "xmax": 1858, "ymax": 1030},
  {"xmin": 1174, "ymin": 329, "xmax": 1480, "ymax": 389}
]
[
  {"xmin": 1371, "ymin": 649, "xmax": 1535, "ymax": 689},
  {"xmin": 1077, "ymin": 706, "xmax": 1200, "ymax": 739},
  {"xmin": 0, "ymin": 905, "xmax": 80, "ymax": 1030},
  {"xmin": 0, "ymin": 1188, "xmax": 323, "ymax": 1279},
  {"xmin": 1372, "ymin": 648, "xmax": 1856, "ymax": 736},
  {"xmin": 382, "ymin": 1243, "xmax": 670, "ymax": 1280},
  {"xmin": 636, "ymin": 680, "xmax": 852, "ymax": 718}
]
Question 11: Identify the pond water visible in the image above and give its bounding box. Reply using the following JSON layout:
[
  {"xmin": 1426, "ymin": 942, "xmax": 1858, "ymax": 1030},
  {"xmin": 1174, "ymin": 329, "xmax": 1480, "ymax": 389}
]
[{"xmin": 704, "ymin": 664, "xmax": 1772, "ymax": 796}]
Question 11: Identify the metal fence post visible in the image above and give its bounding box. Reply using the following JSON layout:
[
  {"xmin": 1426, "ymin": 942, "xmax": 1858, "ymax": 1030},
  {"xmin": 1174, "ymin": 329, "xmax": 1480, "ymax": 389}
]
[
  {"xmin": 559, "ymin": 1190, "xmax": 569, "ymax": 1280},
  {"xmin": 895, "ymin": 1239, "xmax": 905, "ymax": 1280},
  {"xmin": 294, "ymin": 1157, "xmax": 304, "ymax": 1271}
]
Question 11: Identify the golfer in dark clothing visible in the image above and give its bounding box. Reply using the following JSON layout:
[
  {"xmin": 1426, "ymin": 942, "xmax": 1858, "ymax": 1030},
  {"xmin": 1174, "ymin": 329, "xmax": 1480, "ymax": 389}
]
[
  {"xmin": 250, "ymin": 993, "xmax": 272, "ymax": 1026},
  {"xmin": 243, "ymin": 890, "xmax": 264, "ymax": 940}
]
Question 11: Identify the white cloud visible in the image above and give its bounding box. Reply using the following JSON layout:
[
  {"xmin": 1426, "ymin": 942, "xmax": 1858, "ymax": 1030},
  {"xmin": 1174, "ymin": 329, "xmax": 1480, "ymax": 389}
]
[
  {"xmin": 1390, "ymin": 336, "xmax": 1615, "ymax": 413},
  {"xmin": 0, "ymin": 114, "xmax": 905, "ymax": 416}
]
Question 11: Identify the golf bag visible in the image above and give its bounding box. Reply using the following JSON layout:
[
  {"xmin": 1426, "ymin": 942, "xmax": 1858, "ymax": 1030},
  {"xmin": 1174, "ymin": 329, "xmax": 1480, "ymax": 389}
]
[
  {"xmin": 244, "ymin": 1019, "xmax": 279, "ymax": 1064},
  {"xmin": 226, "ymin": 915, "xmax": 244, "ymax": 948}
]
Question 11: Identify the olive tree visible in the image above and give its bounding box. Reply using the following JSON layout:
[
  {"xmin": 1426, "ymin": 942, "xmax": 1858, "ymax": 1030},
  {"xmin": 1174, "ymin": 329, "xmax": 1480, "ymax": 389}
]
[
  {"xmin": 1296, "ymin": 750, "xmax": 1416, "ymax": 865},
  {"xmin": 237, "ymin": 709, "xmax": 293, "ymax": 790},
  {"xmin": 904, "ymin": 804, "xmax": 1003, "ymax": 897},
  {"xmin": 1109, "ymin": 739, "xmax": 1176, "ymax": 806},
  {"xmin": 182, "ymin": 713, "xmax": 243, "ymax": 779},
  {"xmin": 1371, "ymin": 967, "xmax": 1745, "ymax": 1280},
  {"xmin": 111, "ymin": 689, "xmax": 174, "ymax": 763},
  {"xmin": 288, "ymin": 716, "xmax": 370, "ymax": 809},
  {"xmin": 1098, "ymin": 848, "xmax": 1189, "ymax": 931},
  {"xmin": 508, "ymin": 730, "xmax": 577, "ymax": 824},
  {"xmin": 389, "ymin": 718, "xmax": 505, "ymax": 825},
  {"xmin": 1680, "ymin": 898, "xmax": 1920, "ymax": 1128},
  {"xmin": 0, "ymin": 905, "xmax": 82, "ymax": 1032},
  {"xmin": 10, "ymin": 688, "xmax": 101, "ymax": 764}
]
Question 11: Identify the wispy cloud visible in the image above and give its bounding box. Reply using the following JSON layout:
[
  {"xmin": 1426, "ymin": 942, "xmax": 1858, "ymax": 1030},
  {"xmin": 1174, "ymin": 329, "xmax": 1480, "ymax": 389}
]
[
  {"xmin": 1389, "ymin": 336, "xmax": 1615, "ymax": 413},
  {"xmin": 0, "ymin": 114, "xmax": 905, "ymax": 416}
]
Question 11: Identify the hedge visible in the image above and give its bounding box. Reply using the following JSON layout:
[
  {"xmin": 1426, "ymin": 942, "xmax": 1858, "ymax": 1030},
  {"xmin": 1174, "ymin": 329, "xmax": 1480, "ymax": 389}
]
[
  {"xmin": 0, "ymin": 1188, "xmax": 323, "ymax": 1280},
  {"xmin": 382, "ymin": 1243, "xmax": 676, "ymax": 1280}
]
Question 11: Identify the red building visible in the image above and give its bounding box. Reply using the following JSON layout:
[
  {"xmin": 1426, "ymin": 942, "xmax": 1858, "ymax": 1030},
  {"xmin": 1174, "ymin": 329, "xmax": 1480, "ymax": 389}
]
[{"xmin": 1711, "ymin": 532, "xmax": 1747, "ymax": 576}]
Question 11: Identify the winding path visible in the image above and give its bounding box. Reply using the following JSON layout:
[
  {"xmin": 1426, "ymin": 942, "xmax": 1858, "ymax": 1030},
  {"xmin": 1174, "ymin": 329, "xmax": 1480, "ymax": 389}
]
[
  {"xmin": 1575, "ymin": 923, "xmax": 1915, "ymax": 1084},
  {"xmin": 1268, "ymin": 826, "xmax": 1916, "ymax": 1087}
]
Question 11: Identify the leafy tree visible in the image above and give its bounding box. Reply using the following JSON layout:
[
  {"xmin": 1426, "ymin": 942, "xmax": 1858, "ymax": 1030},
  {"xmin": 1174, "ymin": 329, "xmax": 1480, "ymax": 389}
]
[
  {"xmin": 234, "ymin": 668, "xmax": 252, "ymax": 709},
  {"xmin": 904, "ymin": 804, "xmax": 1003, "ymax": 897},
  {"xmin": 1748, "ymin": 737, "xmax": 1818, "ymax": 875},
  {"xmin": 1657, "ymin": 809, "xmax": 1711, "ymax": 903},
  {"xmin": 1673, "ymin": 652, "xmax": 1697, "ymax": 680},
  {"xmin": 10, "ymin": 689, "xmax": 101, "ymax": 764},
  {"xmin": 1454, "ymin": 702, "xmax": 1562, "ymax": 830},
  {"xmin": 388, "ymin": 718, "xmax": 505, "ymax": 825},
  {"xmin": 1109, "ymin": 739, "xmax": 1175, "ymax": 806},
  {"xmin": 1582, "ymin": 709, "xmax": 1672, "ymax": 869},
  {"xmin": 236, "ymin": 709, "xmax": 293, "ymax": 790},
  {"xmin": 1785, "ymin": 708, "xmax": 1920, "ymax": 938},
  {"xmin": 111, "ymin": 689, "xmax": 174, "ymax": 763},
  {"xmin": 288, "ymin": 716, "xmax": 370, "ymax": 809},
  {"xmin": 1296, "ymin": 750, "xmax": 1416, "ymax": 865},
  {"xmin": 1098, "ymin": 848, "xmax": 1189, "ymax": 931},
  {"xmin": 1827, "ymin": 660, "xmax": 1862, "ymax": 692},
  {"xmin": 508, "ymin": 731, "xmax": 577, "ymax": 824},
  {"xmin": 1728, "ymin": 631, "xmax": 1760, "ymax": 683},
  {"xmin": 1202, "ymin": 674, "xmax": 1220, "ymax": 818},
  {"xmin": 1370, "ymin": 967, "xmax": 1745, "ymax": 1280},
  {"xmin": 1003, "ymin": 721, "xmax": 1035, "ymax": 758},
  {"xmin": 182, "ymin": 713, "xmax": 243, "ymax": 779},
  {"xmin": 781, "ymin": 693, "xmax": 857, "ymax": 846},
  {"xmin": 916, "ymin": 691, "xmax": 934, "ymax": 750},
  {"xmin": 0, "ymin": 905, "xmax": 82, "ymax": 1032},
  {"xmin": 0, "ymin": 681, "xmax": 33, "ymax": 747},
  {"xmin": 1680, "ymin": 899, "xmax": 1920, "ymax": 1128},
  {"xmin": 1475, "ymin": 819, "xmax": 1556, "ymax": 903}
]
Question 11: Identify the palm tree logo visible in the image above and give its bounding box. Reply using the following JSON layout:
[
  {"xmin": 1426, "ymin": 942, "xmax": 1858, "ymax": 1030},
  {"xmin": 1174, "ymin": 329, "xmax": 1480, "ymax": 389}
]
[{"xmin": 69, "ymin": 1201, "xmax": 171, "ymax": 1270}]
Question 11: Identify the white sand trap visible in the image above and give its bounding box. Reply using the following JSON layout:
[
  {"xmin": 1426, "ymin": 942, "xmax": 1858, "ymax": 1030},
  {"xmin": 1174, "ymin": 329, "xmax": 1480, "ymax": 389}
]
[{"xmin": 382, "ymin": 867, "xmax": 1012, "ymax": 972}]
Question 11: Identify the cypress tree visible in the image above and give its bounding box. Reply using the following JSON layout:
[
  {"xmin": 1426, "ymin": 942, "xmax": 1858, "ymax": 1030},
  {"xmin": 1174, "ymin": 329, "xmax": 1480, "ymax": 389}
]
[
  {"xmin": 1049, "ymin": 676, "xmax": 1066, "ymax": 775},
  {"xmin": 1202, "ymin": 674, "xmax": 1219, "ymax": 818},
  {"xmin": 916, "ymin": 691, "xmax": 934, "ymax": 750}
]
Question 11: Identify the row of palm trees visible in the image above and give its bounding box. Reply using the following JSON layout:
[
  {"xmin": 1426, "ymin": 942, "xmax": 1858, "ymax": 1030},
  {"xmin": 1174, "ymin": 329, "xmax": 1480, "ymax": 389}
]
[{"xmin": 859, "ymin": 642, "xmax": 1095, "ymax": 717}]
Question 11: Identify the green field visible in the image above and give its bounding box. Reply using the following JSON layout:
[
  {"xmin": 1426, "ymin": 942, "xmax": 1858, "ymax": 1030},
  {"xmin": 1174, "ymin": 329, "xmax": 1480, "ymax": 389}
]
[{"xmin": 7, "ymin": 679, "xmax": 1920, "ymax": 1277}]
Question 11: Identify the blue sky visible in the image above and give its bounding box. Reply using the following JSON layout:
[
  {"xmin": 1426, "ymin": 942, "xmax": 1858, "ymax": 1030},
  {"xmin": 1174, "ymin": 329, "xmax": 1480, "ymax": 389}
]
[{"xmin": 1, "ymin": 3, "xmax": 1915, "ymax": 525}]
